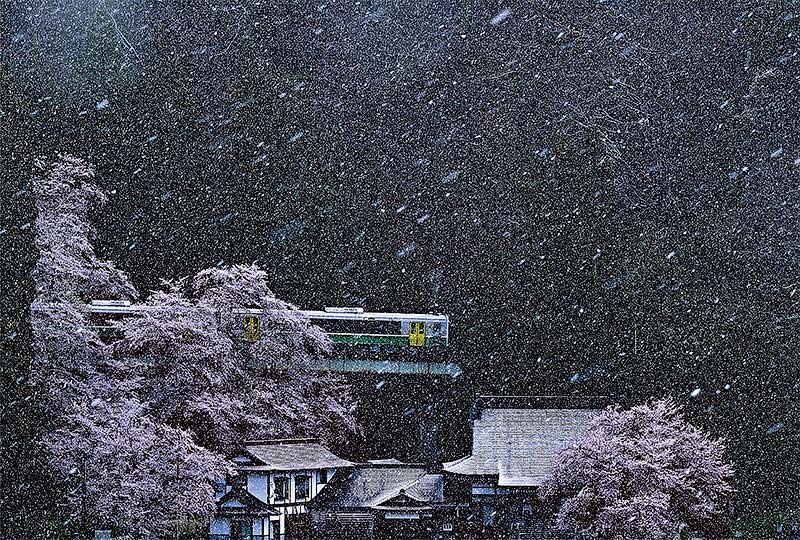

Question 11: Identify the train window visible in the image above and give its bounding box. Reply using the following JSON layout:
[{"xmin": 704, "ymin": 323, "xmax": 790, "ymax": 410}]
[
  {"xmin": 314, "ymin": 319, "xmax": 399, "ymax": 334},
  {"xmin": 433, "ymin": 322, "xmax": 441, "ymax": 333}
]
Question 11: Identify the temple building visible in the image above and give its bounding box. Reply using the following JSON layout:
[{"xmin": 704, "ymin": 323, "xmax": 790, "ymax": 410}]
[
  {"xmin": 441, "ymin": 396, "xmax": 605, "ymax": 538},
  {"xmin": 308, "ymin": 460, "xmax": 444, "ymax": 539},
  {"xmin": 209, "ymin": 438, "xmax": 353, "ymax": 540},
  {"xmin": 209, "ymin": 396, "xmax": 608, "ymax": 540}
]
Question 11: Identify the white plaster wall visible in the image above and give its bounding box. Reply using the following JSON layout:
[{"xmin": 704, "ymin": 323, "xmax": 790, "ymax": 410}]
[
  {"xmin": 209, "ymin": 517, "xmax": 230, "ymax": 535},
  {"xmin": 248, "ymin": 472, "xmax": 268, "ymax": 503}
]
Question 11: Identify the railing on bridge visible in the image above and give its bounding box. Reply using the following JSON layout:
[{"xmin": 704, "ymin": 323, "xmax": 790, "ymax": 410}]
[{"xmin": 209, "ymin": 535, "xmax": 270, "ymax": 540}]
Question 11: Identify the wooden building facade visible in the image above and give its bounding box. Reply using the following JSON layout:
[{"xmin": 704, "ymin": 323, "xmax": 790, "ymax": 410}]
[
  {"xmin": 209, "ymin": 438, "xmax": 353, "ymax": 540},
  {"xmin": 208, "ymin": 397, "xmax": 607, "ymax": 540},
  {"xmin": 307, "ymin": 461, "xmax": 445, "ymax": 540}
]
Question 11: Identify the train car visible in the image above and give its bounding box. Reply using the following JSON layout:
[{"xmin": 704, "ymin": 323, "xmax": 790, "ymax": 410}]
[
  {"xmin": 233, "ymin": 306, "xmax": 449, "ymax": 349},
  {"xmin": 76, "ymin": 301, "xmax": 457, "ymax": 374},
  {"xmin": 84, "ymin": 301, "xmax": 449, "ymax": 349},
  {"xmin": 85, "ymin": 299, "xmax": 146, "ymax": 339}
]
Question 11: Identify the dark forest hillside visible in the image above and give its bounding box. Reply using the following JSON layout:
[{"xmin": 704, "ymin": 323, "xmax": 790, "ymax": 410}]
[{"xmin": 5, "ymin": 0, "xmax": 799, "ymax": 525}]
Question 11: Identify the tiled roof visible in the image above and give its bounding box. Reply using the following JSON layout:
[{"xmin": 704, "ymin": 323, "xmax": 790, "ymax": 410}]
[
  {"xmin": 311, "ymin": 464, "xmax": 442, "ymax": 509},
  {"xmin": 443, "ymin": 408, "xmax": 597, "ymax": 486},
  {"xmin": 238, "ymin": 438, "xmax": 354, "ymax": 472},
  {"xmin": 402, "ymin": 473, "xmax": 444, "ymax": 504},
  {"xmin": 217, "ymin": 487, "xmax": 280, "ymax": 516}
]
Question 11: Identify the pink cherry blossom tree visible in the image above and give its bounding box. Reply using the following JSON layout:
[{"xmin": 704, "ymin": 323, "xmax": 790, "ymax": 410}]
[
  {"xmin": 187, "ymin": 264, "xmax": 331, "ymax": 366},
  {"xmin": 113, "ymin": 265, "xmax": 356, "ymax": 453},
  {"xmin": 31, "ymin": 156, "xmax": 230, "ymax": 537},
  {"xmin": 542, "ymin": 400, "xmax": 734, "ymax": 540},
  {"xmin": 32, "ymin": 155, "xmax": 136, "ymax": 302},
  {"xmin": 47, "ymin": 394, "xmax": 230, "ymax": 539},
  {"xmin": 31, "ymin": 156, "xmax": 357, "ymax": 538}
]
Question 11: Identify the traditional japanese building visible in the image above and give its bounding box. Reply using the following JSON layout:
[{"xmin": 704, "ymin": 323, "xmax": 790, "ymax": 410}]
[
  {"xmin": 210, "ymin": 438, "xmax": 353, "ymax": 540},
  {"xmin": 307, "ymin": 460, "xmax": 444, "ymax": 540},
  {"xmin": 441, "ymin": 396, "xmax": 606, "ymax": 539},
  {"xmin": 209, "ymin": 397, "xmax": 609, "ymax": 540}
]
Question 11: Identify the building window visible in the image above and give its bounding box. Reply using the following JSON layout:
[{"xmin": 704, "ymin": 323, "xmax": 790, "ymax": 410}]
[
  {"xmin": 274, "ymin": 477, "xmax": 289, "ymax": 501},
  {"xmin": 482, "ymin": 505, "xmax": 495, "ymax": 527},
  {"xmin": 318, "ymin": 469, "xmax": 328, "ymax": 484},
  {"xmin": 231, "ymin": 520, "xmax": 252, "ymax": 540},
  {"xmin": 295, "ymin": 475, "xmax": 310, "ymax": 500}
]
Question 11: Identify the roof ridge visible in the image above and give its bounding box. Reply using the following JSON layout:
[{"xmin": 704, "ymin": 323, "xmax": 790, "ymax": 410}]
[
  {"xmin": 442, "ymin": 454, "xmax": 471, "ymax": 468},
  {"xmin": 244, "ymin": 437, "xmax": 319, "ymax": 445},
  {"xmin": 399, "ymin": 473, "xmax": 427, "ymax": 492},
  {"xmin": 368, "ymin": 469, "xmax": 429, "ymax": 507},
  {"xmin": 358, "ymin": 461, "xmax": 427, "ymax": 468}
]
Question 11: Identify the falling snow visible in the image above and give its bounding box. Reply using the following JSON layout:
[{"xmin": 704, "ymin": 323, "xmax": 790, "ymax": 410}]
[
  {"xmin": 490, "ymin": 8, "xmax": 512, "ymax": 26},
  {"xmin": 3, "ymin": 2, "xmax": 797, "ymax": 538}
]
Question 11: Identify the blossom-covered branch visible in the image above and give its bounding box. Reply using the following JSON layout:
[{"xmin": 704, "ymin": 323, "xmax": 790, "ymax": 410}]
[{"xmin": 542, "ymin": 399, "xmax": 734, "ymax": 540}]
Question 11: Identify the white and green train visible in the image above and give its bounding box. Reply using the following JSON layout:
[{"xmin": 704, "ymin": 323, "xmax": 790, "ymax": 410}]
[
  {"xmin": 86, "ymin": 301, "xmax": 449, "ymax": 349},
  {"xmin": 237, "ymin": 306, "xmax": 448, "ymax": 348}
]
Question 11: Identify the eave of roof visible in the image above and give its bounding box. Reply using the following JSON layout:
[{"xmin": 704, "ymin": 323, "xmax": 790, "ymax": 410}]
[
  {"xmin": 375, "ymin": 505, "xmax": 435, "ymax": 512},
  {"xmin": 442, "ymin": 407, "xmax": 598, "ymax": 486},
  {"xmin": 217, "ymin": 488, "xmax": 281, "ymax": 516},
  {"xmin": 237, "ymin": 439, "xmax": 354, "ymax": 472}
]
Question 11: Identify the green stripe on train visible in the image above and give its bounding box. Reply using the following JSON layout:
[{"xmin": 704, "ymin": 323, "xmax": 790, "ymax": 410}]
[
  {"xmin": 328, "ymin": 334, "xmax": 448, "ymax": 346},
  {"xmin": 93, "ymin": 327, "xmax": 447, "ymax": 347},
  {"xmin": 96, "ymin": 326, "xmax": 123, "ymax": 338}
]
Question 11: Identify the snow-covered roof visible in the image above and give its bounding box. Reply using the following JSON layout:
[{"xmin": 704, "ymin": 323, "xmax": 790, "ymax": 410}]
[
  {"xmin": 310, "ymin": 463, "xmax": 443, "ymax": 509},
  {"xmin": 217, "ymin": 487, "xmax": 280, "ymax": 516},
  {"xmin": 443, "ymin": 405, "xmax": 598, "ymax": 487},
  {"xmin": 236, "ymin": 438, "xmax": 354, "ymax": 472},
  {"xmin": 400, "ymin": 472, "xmax": 444, "ymax": 505},
  {"xmin": 367, "ymin": 458, "xmax": 405, "ymax": 465}
]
